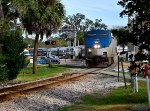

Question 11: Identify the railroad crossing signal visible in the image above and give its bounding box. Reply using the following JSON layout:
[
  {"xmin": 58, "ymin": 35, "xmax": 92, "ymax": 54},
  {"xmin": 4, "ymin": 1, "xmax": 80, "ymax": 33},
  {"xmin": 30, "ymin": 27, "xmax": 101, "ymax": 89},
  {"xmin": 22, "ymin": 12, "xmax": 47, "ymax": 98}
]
[
  {"xmin": 51, "ymin": 41, "xmax": 56, "ymax": 45},
  {"xmin": 45, "ymin": 41, "xmax": 50, "ymax": 45},
  {"xmin": 45, "ymin": 40, "xmax": 56, "ymax": 45}
]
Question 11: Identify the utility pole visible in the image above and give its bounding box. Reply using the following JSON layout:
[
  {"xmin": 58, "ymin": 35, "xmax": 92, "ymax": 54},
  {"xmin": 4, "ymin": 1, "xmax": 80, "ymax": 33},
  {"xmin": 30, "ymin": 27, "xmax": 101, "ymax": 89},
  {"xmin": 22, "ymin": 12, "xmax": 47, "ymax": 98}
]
[
  {"xmin": 118, "ymin": 53, "xmax": 120, "ymax": 82},
  {"xmin": 74, "ymin": 29, "xmax": 76, "ymax": 47}
]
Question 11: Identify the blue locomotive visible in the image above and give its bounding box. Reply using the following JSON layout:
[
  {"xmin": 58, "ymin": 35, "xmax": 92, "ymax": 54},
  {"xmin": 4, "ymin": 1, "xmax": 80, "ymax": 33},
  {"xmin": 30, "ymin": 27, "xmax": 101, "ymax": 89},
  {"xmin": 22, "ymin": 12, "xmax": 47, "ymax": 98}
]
[{"xmin": 84, "ymin": 29, "xmax": 117, "ymax": 67}]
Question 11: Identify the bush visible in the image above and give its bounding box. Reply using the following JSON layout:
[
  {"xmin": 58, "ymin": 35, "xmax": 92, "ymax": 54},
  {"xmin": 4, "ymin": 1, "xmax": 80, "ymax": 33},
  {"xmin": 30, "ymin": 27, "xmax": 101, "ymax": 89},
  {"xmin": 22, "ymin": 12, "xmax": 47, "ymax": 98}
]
[
  {"xmin": 2, "ymin": 29, "xmax": 26, "ymax": 80},
  {"xmin": 0, "ymin": 55, "xmax": 8, "ymax": 81},
  {"xmin": 0, "ymin": 65, "xmax": 8, "ymax": 81},
  {"xmin": 6, "ymin": 53, "xmax": 25, "ymax": 80}
]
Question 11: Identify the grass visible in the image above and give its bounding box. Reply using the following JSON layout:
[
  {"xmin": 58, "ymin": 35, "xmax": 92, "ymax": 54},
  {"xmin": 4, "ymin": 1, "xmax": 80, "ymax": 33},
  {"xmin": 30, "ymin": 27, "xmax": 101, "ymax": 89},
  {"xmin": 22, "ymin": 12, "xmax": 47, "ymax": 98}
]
[
  {"xmin": 58, "ymin": 81, "xmax": 148, "ymax": 111},
  {"xmin": 14, "ymin": 64, "xmax": 71, "ymax": 82}
]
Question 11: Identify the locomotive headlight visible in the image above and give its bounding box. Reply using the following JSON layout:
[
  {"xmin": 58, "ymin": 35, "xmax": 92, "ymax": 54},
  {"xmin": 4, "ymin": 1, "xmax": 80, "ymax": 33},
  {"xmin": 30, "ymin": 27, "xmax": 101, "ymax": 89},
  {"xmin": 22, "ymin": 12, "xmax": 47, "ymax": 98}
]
[
  {"xmin": 97, "ymin": 44, "xmax": 100, "ymax": 48},
  {"xmin": 94, "ymin": 45, "xmax": 97, "ymax": 48},
  {"xmin": 88, "ymin": 49, "xmax": 92, "ymax": 52},
  {"xmin": 94, "ymin": 44, "xmax": 100, "ymax": 49}
]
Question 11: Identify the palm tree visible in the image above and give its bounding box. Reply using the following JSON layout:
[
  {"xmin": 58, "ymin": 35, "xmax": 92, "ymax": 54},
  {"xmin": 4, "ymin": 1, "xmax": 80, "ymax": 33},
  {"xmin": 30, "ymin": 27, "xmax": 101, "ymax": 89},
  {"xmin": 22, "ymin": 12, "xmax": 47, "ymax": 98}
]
[{"xmin": 13, "ymin": 0, "xmax": 65, "ymax": 74}]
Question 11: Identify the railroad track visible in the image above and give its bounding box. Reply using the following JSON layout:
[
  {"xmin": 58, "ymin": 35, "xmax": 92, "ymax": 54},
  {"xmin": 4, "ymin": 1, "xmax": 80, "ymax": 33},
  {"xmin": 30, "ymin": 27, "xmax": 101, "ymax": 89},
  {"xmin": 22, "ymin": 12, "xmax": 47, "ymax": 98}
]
[{"xmin": 0, "ymin": 68, "xmax": 103, "ymax": 102}]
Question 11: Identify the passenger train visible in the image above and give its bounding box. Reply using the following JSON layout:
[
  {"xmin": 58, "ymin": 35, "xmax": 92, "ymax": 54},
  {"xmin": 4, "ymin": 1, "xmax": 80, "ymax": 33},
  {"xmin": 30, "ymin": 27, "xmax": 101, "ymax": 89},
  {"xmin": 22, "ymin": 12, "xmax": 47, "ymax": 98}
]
[
  {"xmin": 27, "ymin": 46, "xmax": 85, "ymax": 60},
  {"xmin": 84, "ymin": 29, "xmax": 117, "ymax": 67}
]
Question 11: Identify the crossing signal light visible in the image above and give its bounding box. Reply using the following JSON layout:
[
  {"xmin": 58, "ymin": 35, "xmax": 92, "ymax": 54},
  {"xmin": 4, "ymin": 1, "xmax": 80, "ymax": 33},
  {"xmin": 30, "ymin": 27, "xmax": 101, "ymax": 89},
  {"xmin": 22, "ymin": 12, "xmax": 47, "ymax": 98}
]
[
  {"xmin": 45, "ymin": 41, "xmax": 50, "ymax": 45},
  {"xmin": 51, "ymin": 41, "xmax": 56, "ymax": 45},
  {"xmin": 45, "ymin": 40, "xmax": 56, "ymax": 45}
]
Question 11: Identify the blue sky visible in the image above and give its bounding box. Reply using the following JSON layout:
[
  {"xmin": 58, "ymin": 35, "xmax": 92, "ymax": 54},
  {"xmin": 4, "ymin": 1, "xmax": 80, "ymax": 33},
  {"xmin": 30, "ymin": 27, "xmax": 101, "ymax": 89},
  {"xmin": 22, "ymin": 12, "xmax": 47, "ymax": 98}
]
[{"xmin": 61, "ymin": 0, "xmax": 128, "ymax": 29}]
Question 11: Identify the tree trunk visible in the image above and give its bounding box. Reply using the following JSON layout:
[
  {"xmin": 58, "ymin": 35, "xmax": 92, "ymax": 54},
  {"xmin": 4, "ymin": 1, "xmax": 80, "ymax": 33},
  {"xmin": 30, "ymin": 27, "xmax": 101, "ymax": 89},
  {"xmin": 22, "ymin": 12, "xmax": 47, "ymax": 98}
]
[{"xmin": 33, "ymin": 33, "xmax": 39, "ymax": 74}]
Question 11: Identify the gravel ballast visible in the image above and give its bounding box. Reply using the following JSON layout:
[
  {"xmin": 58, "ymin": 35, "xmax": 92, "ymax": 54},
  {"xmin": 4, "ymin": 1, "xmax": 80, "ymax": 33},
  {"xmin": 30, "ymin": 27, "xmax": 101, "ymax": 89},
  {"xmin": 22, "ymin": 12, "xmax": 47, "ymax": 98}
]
[{"xmin": 0, "ymin": 73, "xmax": 125, "ymax": 111}]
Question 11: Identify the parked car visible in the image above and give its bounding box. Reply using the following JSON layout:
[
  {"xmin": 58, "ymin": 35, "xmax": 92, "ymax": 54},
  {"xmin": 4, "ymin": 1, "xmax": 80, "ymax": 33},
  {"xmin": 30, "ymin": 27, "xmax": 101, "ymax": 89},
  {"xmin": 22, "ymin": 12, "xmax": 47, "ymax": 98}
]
[{"xmin": 47, "ymin": 55, "xmax": 60, "ymax": 64}]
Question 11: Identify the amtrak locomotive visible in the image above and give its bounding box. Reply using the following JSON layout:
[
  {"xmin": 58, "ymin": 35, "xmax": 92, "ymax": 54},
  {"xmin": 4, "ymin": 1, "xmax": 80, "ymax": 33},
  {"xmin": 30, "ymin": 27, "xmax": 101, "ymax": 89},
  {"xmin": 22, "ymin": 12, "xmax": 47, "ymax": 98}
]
[{"xmin": 84, "ymin": 29, "xmax": 117, "ymax": 67}]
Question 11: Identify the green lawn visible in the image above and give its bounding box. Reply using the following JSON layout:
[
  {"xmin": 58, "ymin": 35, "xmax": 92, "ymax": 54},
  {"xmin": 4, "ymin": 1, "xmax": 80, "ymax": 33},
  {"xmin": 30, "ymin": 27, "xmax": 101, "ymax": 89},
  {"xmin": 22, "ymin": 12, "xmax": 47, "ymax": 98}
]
[
  {"xmin": 58, "ymin": 81, "xmax": 148, "ymax": 111},
  {"xmin": 15, "ymin": 64, "xmax": 70, "ymax": 82}
]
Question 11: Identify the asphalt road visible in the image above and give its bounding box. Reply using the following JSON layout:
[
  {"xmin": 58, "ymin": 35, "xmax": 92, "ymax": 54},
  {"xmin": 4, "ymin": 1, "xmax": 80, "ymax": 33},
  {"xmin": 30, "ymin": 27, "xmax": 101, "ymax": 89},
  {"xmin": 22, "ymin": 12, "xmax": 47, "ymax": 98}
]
[{"xmin": 60, "ymin": 59, "xmax": 86, "ymax": 66}]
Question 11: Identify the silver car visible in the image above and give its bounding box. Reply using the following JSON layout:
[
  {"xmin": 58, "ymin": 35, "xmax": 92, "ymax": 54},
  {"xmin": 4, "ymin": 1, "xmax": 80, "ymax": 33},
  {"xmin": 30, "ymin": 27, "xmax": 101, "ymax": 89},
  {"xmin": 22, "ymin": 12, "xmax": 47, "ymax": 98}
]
[{"xmin": 47, "ymin": 55, "xmax": 60, "ymax": 64}]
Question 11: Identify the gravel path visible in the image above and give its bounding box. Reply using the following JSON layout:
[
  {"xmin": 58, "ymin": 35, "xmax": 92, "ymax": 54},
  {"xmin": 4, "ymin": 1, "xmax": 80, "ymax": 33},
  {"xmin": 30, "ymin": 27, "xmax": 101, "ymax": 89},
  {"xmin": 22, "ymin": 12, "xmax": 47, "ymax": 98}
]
[{"xmin": 0, "ymin": 73, "xmax": 125, "ymax": 111}]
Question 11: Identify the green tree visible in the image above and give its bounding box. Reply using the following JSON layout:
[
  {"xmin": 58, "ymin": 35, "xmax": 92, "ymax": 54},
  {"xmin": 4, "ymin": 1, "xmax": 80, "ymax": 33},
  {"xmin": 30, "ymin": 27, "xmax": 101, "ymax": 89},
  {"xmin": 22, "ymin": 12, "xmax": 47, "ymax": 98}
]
[
  {"xmin": 13, "ymin": 0, "xmax": 65, "ymax": 74},
  {"xmin": 77, "ymin": 32, "xmax": 84, "ymax": 45},
  {"xmin": 118, "ymin": 0, "xmax": 150, "ymax": 46},
  {"xmin": 0, "ymin": 0, "xmax": 4, "ymax": 20},
  {"xmin": 94, "ymin": 19, "xmax": 107, "ymax": 30},
  {"xmin": 83, "ymin": 18, "xmax": 94, "ymax": 31},
  {"xmin": 2, "ymin": 29, "xmax": 26, "ymax": 80},
  {"xmin": 23, "ymin": 37, "xmax": 34, "ymax": 48},
  {"xmin": 0, "ymin": 55, "xmax": 7, "ymax": 81},
  {"xmin": 118, "ymin": 0, "xmax": 150, "ymax": 60},
  {"xmin": 0, "ymin": 0, "xmax": 26, "ymax": 80},
  {"xmin": 64, "ymin": 13, "xmax": 85, "ymax": 32},
  {"xmin": 111, "ymin": 27, "xmax": 132, "ymax": 45},
  {"xmin": 62, "ymin": 13, "xmax": 108, "ymax": 45}
]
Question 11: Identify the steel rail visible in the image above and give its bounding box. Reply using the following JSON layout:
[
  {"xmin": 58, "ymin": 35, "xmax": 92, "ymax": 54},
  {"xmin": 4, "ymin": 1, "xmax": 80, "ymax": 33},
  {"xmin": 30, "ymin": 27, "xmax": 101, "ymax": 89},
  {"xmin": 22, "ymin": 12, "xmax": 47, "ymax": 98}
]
[{"xmin": 0, "ymin": 68, "xmax": 103, "ymax": 102}]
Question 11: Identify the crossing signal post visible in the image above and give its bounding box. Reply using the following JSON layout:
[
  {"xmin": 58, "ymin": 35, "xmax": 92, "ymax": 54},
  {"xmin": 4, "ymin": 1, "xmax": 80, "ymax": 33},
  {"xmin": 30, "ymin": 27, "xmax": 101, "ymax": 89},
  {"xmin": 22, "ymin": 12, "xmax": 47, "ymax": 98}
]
[
  {"xmin": 116, "ymin": 45, "xmax": 128, "ymax": 88},
  {"xmin": 44, "ymin": 40, "xmax": 56, "ymax": 67}
]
